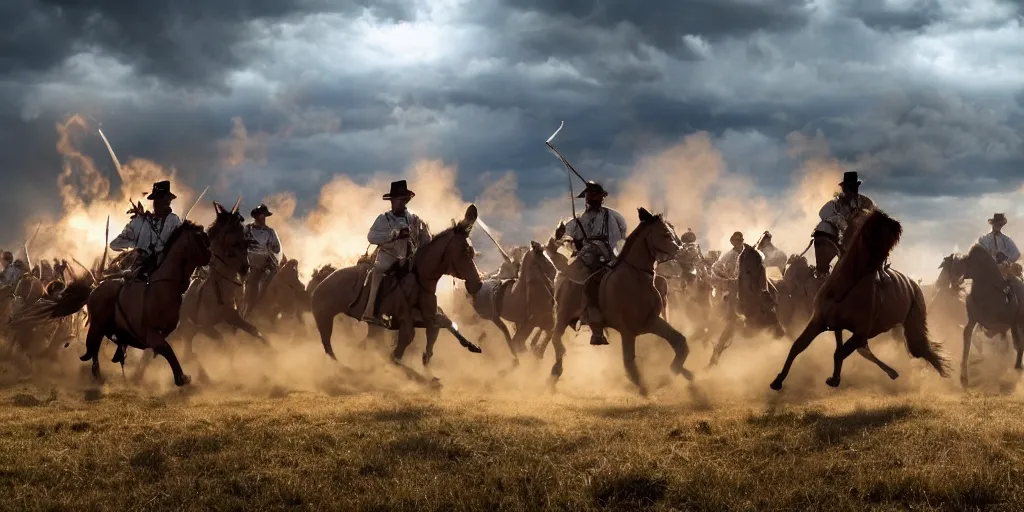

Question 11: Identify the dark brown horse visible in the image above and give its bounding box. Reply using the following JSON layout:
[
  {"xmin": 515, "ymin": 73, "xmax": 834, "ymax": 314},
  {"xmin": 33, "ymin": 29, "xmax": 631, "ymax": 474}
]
[
  {"xmin": 549, "ymin": 208, "xmax": 690, "ymax": 395},
  {"xmin": 249, "ymin": 257, "xmax": 308, "ymax": 326},
  {"xmin": 945, "ymin": 245, "xmax": 1024, "ymax": 387},
  {"xmin": 770, "ymin": 209, "xmax": 950, "ymax": 390},
  {"xmin": 775, "ymin": 254, "xmax": 819, "ymax": 333},
  {"xmin": 470, "ymin": 240, "xmax": 558, "ymax": 362},
  {"xmin": 310, "ymin": 205, "xmax": 484, "ymax": 382},
  {"xmin": 708, "ymin": 244, "xmax": 786, "ymax": 366},
  {"xmin": 35, "ymin": 221, "xmax": 211, "ymax": 386},
  {"xmin": 178, "ymin": 201, "xmax": 268, "ymax": 353}
]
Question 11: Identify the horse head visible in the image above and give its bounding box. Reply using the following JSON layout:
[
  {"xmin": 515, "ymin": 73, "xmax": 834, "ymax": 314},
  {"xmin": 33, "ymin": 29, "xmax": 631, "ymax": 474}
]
[
  {"xmin": 163, "ymin": 220, "xmax": 212, "ymax": 273},
  {"xmin": 960, "ymin": 244, "xmax": 1003, "ymax": 283},
  {"xmin": 636, "ymin": 207, "xmax": 681, "ymax": 264},
  {"xmin": 524, "ymin": 240, "xmax": 558, "ymax": 285},
  {"xmin": 209, "ymin": 200, "xmax": 250, "ymax": 277},
  {"xmin": 418, "ymin": 204, "xmax": 483, "ymax": 295},
  {"xmin": 738, "ymin": 243, "xmax": 778, "ymax": 325}
]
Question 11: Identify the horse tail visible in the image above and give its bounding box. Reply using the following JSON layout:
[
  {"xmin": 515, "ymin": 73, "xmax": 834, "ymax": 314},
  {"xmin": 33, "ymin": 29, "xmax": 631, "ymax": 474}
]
[{"xmin": 902, "ymin": 279, "xmax": 950, "ymax": 377}]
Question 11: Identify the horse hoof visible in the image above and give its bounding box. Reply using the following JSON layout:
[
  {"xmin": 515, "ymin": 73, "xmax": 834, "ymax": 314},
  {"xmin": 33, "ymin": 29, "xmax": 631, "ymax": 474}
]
[
  {"xmin": 429, "ymin": 378, "xmax": 443, "ymax": 391},
  {"xmin": 551, "ymin": 362, "xmax": 563, "ymax": 378},
  {"xmin": 325, "ymin": 350, "xmax": 337, "ymax": 361},
  {"xmin": 175, "ymin": 374, "xmax": 192, "ymax": 387},
  {"xmin": 769, "ymin": 378, "xmax": 783, "ymax": 391},
  {"xmin": 887, "ymin": 371, "xmax": 900, "ymax": 381},
  {"xmin": 960, "ymin": 375, "xmax": 970, "ymax": 388},
  {"xmin": 422, "ymin": 352, "xmax": 433, "ymax": 367},
  {"xmin": 468, "ymin": 344, "xmax": 482, "ymax": 354},
  {"xmin": 678, "ymin": 368, "xmax": 694, "ymax": 381},
  {"xmin": 637, "ymin": 386, "xmax": 650, "ymax": 398},
  {"xmin": 825, "ymin": 377, "xmax": 840, "ymax": 388},
  {"xmin": 79, "ymin": 353, "xmax": 91, "ymax": 362}
]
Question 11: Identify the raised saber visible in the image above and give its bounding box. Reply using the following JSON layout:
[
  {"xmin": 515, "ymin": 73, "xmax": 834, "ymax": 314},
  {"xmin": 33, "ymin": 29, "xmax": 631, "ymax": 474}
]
[
  {"xmin": 97, "ymin": 128, "xmax": 123, "ymax": 173},
  {"xmin": 545, "ymin": 121, "xmax": 587, "ymax": 184},
  {"xmin": 182, "ymin": 186, "xmax": 209, "ymax": 221},
  {"xmin": 474, "ymin": 217, "xmax": 512, "ymax": 264}
]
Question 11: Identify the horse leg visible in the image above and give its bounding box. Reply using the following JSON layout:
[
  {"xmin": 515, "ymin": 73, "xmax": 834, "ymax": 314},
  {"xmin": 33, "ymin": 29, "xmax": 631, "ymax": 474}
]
[
  {"xmin": 150, "ymin": 336, "xmax": 191, "ymax": 387},
  {"xmin": 313, "ymin": 303, "xmax": 337, "ymax": 360},
  {"xmin": 508, "ymin": 326, "xmax": 531, "ymax": 363},
  {"xmin": 224, "ymin": 309, "xmax": 270, "ymax": 345},
  {"xmin": 770, "ymin": 316, "xmax": 826, "ymax": 391},
  {"xmin": 708, "ymin": 320, "xmax": 736, "ymax": 368},
  {"xmin": 422, "ymin": 327, "xmax": 439, "ymax": 367},
  {"xmin": 825, "ymin": 333, "xmax": 866, "ymax": 388},
  {"xmin": 647, "ymin": 316, "xmax": 693, "ymax": 381},
  {"xmin": 491, "ymin": 318, "xmax": 520, "ymax": 363},
  {"xmin": 856, "ymin": 345, "xmax": 899, "ymax": 380},
  {"xmin": 620, "ymin": 334, "xmax": 647, "ymax": 396},
  {"xmin": 961, "ymin": 320, "xmax": 977, "ymax": 388},
  {"xmin": 392, "ymin": 324, "xmax": 415, "ymax": 362},
  {"xmin": 1012, "ymin": 325, "xmax": 1024, "ymax": 371}
]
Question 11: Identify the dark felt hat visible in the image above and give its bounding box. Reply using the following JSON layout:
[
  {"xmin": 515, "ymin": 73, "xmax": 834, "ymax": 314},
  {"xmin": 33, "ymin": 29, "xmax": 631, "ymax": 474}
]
[
  {"xmin": 146, "ymin": 181, "xmax": 177, "ymax": 200},
  {"xmin": 839, "ymin": 171, "xmax": 862, "ymax": 187},
  {"xmin": 576, "ymin": 181, "xmax": 608, "ymax": 199},
  {"xmin": 383, "ymin": 180, "xmax": 415, "ymax": 200},
  {"xmin": 251, "ymin": 204, "xmax": 273, "ymax": 218},
  {"xmin": 989, "ymin": 213, "xmax": 1008, "ymax": 226}
]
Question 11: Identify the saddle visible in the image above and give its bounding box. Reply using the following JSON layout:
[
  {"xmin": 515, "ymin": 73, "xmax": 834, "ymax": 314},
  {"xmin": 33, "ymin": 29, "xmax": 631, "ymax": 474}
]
[{"xmin": 350, "ymin": 260, "xmax": 415, "ymax": 329}]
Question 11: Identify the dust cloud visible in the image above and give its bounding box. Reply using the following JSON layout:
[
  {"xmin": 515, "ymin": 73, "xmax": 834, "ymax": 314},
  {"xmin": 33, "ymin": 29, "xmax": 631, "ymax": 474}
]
[{"xmin": 2, "ymin": 114, "xmax": 1006, "ymax": 408}]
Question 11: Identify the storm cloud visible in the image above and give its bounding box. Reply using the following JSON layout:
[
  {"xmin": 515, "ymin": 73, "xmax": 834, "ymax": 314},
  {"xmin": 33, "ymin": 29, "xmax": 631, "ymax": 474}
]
[{"xmin": 1, "ymin": 0, "xmax": 1023, "ymax": 277}]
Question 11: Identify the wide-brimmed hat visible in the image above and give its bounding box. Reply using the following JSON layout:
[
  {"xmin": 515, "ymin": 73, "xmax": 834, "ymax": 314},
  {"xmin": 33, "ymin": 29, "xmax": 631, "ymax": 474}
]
[
  {"xmin": 730, "ymin": 231, "xmax": 744, "ymax": 241},
  {"xmin": 251, "ymin": 204, "xmax": 273, "ymax": 218},
  {"xmin": 576, "ymin": 181, "xmax": 608, "ymax": 199},
  {"xmin": 989, "ymin": 213, "xmax": 1008, "ymax": 226},
  {"xmin": 145, "ymin": 180, "xmax": 177, "ymax": 200},
  {"xmin": 681, "ymin": 229, "xmax": 697, "ymax": 243},
  {"xmin": 383, "ymin": 180, "xmax": 415, "ymax": 200},
  {"xmin": 839, "ymin": 171, "xmax": 861, "ymax": 187}
]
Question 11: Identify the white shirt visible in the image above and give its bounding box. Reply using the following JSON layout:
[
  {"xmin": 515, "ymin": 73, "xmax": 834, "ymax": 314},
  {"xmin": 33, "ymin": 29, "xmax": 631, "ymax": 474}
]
[
  {"xmin": 977, "ymin": 231, "xmax": 1021, "ymax": 264},
  {"xmin": 367, "ymin": 209, "xmax": 431, "ymax": 261},
  {"xmin": 564, "ymin": 207, "xmax": 628, "ymax": 256},
  {"xmin": 712, "ymin": 247, "xmax": 743, "ymax": 280},
  {"xmin": 110, "ymin": 213, "xmax": 182, "ymax": 257},
  {"xmin": 244, "ymin": 224, "xmax": 282, "ymax": 257},
  {"xmin": 817, "ymin": 194, "xmax": 875, "ymax": 237}
]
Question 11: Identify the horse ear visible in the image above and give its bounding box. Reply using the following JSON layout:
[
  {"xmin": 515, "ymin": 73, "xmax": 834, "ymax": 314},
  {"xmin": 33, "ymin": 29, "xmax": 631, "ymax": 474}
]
[
  {"xmin": 463, "ymin": 204, "xmax": 478, "ymax": 226},
  {"xmin": 531, "ymin": 241, "xmax": 543, "ymax": 252},
  {"xmin": 213, "ymin": 201, "xmax": 224, "ymax": 215},
  {"xmin": 637, "ymin": 207, "xmax": 653, "ymax": 223}
]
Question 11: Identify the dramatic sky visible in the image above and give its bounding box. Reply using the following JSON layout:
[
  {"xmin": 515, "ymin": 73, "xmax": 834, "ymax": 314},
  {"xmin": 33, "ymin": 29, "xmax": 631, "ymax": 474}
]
[{"xmin": 2, "ymin": 0, "xmax": 1023, "ymax": 278}]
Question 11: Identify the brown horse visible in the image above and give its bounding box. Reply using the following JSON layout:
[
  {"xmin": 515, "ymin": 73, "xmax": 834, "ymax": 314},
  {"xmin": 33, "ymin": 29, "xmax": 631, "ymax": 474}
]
[
  {"xmin": 770, "ymin": 209, "xmax": 950, "ymax": 390},
  {"xmin": 775, "ymin": 254, "xmax": 819, "ymax": 333},
  {"xmin": 310, "ymin": 205, "xmax": 484, "ymax": 378},
  {"xmin": 470, "ymin": 240, "xmax": 558, "ymax": 362},
  {"xmin": 250, "ymin": 257, "xmax": 308, "ymax": 326},
  {"xmin": 306, "ymin": 264, "xmax": 336, "ymax": 296},
  {"xmin": 549, "ymin": 208, "xmax": 690, "ymax": 395},
  {"xmin": 945, "ymin": 245, "xmax": 1024, "ymax": 387},
  {"xmin": 178, "ymin": 201, "xmax": 267, "ymax": 354},
  {"xmin": 708, "ymin": 244, "xmax": 786, "ymax": 366},
  {"xmin": 36, "ymin": 221, "xmax": 211, "ymax": 386}
]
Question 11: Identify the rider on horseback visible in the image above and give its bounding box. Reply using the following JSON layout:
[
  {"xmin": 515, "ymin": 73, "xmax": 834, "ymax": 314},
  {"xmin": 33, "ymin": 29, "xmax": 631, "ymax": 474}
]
[
  {"xmin": 109, "ymin": 181, "xmax": 182, "ymax": 282},
  {"xmin": 241, "ymin": 203, "xmax": 283, "ymax": 317},
  {"xmin": 676, "ymin": 229, "xmax": 705, "ymax": 286},
  {"xmin": 756, "ymin": 231, "xmax": 787, "ymax": 276},
  {"xmin": 362, "ymin": 180, "xmax": 431, "ymax": 325},
  {"xmin": 0, "ymin": 250, "xmax": 25, "ymax": 289},
  {"xmin": 712, "ymin": 232, "xmax": 745, "ymax": 301},
  {"xmin": 564, "ymin": 181, "xmax": 628, "ymax": 346},
  {"xmin": 813, "ymin": 171, "xmax": 874, "ymax": 279},
  {"xmin": 978, "ymin": 213, "xmax": 1021, "ymax": 300}
]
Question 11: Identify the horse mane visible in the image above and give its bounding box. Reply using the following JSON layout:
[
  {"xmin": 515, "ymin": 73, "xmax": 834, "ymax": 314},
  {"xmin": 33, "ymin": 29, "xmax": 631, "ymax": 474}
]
[
  {"xmin": 617, "ymin": 210, "xmax": 663, "ymax": 261},
  {"xmin": 162, "ymin": 220, "xmax": 205, "ymax": 250},
  {"xmin": 844, "ymin": 208, "xmax": 901, "ymax": 271}
]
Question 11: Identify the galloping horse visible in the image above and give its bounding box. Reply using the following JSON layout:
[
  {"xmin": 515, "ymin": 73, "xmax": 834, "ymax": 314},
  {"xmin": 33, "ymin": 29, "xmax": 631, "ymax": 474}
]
[
  {"xmin": 945, "ymin": 245, "xmax": 1024, "ymax": 387},
  {"xmin": 549, "ymin": 208, "xmax": 691, "ymax": 395},
  {"xmin": 470, "ymin": 240, "xmax": 558, "ymax": 362},
  {"xmin": 249, "ymin": 257, "xmax": 309, "ymax": 326},
  {"xmin": 37, "ymin": 221, "xmax": 211, "ymax": 386},
  {"xmin": 310, "ymin": 205, "xmax": 484, "ymax": 377},
  {"xmin": 775, "ymin": 254, "xmax": 818, "ymax": 333},
  {"xmin": 708, "ymin": 244, "xmax": 786, "ymax": 366},
  {"xmin": 770, "ymin": 209, "xmax": 950, "ymax": 390},
  {"xmin": 179, "ymin": 201, "xmax": 268, "ymax": 352}
]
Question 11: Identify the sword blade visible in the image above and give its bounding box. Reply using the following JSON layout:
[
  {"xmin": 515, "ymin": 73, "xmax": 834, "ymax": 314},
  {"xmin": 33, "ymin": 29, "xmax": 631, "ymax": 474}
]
[
  {"xmin": 97, "ymin": 128, "xmax": 123, "ymax": 173},
  {"xmin": 183, "ymin": 186, "xmax": 209, "ymax": 221},
  {"xmin": 474, "ymin": 217, "xmax": 512, "ymax": 263},
  {"xmin": 546, "ymin": 121, "xmax": 564, "ymax": 145}
]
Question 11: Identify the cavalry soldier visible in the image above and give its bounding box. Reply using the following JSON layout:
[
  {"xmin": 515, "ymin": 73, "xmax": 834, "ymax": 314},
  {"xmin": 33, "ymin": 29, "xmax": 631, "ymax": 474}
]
[
  {"xmin": 977, "ymin": 213, "xmax": 1020, "ymax": 281},
  {"xmin": 813, "ymin": 171, "xmax": 874, "ymax": 278},
  {"xmin": 485, "ymin": 245, "xmax": 528, "ymax": 281},
  {"xmin": 0, "ymin": 250, "xmax": 23, "ymax": 288},
  {"xmin": 756, "ymin": 231, "xmax": 788, "ymax": 276},
  {"xmin": 712, "ymin": 232, "xmax": 745, "ymax": 290},
  {"xmin": 241, "ymin": 203, "xmax": 283, "ymax": 317},
  {"xmin": 676, "ymin": 229, "xmax": 706, "ymax": 286},
  {"xmin": 564, "ymin": 181, "xmax": 628, "ymax": 346},
  {"xmin": 110, "ymin": 180, "xmax": 182, "ymax": 281},
  {"xmin": 363, "ymin": 180, "xmax": 431, "ymax": 324}
]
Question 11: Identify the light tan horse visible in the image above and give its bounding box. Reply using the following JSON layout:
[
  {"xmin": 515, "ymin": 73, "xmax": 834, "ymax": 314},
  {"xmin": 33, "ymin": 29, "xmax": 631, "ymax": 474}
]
[
  {"xmin": 548, "ymin": 208, "xmax": 690, "ymax": 395},
  {"xmin": 310, "ymin": 205, "xmax": 484, "ymax": 379},
  {"xmin": 770, "ymin": 209, "xmax": 950, "ymax": 390},
  {"xmin": 34, "ymin": 221, "xmax": 211, "ymax": 386}
]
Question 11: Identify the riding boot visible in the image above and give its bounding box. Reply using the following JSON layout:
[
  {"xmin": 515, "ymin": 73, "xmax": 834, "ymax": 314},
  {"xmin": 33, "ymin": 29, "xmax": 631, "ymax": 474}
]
[{"xmin": 361, "ymin": 270, "xmax": 384, "ymax": 324}]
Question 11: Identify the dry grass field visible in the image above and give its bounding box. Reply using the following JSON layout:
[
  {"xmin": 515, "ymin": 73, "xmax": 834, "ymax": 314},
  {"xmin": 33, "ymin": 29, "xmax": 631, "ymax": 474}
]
[{"xmin": 0, "ymin": 316, "xmax": 1022, "ymax": 511}]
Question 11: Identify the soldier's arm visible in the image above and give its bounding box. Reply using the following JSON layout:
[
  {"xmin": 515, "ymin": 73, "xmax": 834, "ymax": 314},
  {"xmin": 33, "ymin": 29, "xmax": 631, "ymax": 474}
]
[
  {"xmin": 1006, "ymin": 238, "xmax": 1021, "ymax": 263},
  {"xmin": 417, "ymin": 218, "xmax": 432, "ymax": 247},
  {"xmin": 109, "ymin": 218, "xmax": 140, "ymax": 252},
  {"xmin": 366, "ymin": 214, "xmax": 395, "ymax": 245}
]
